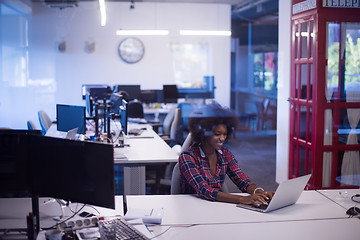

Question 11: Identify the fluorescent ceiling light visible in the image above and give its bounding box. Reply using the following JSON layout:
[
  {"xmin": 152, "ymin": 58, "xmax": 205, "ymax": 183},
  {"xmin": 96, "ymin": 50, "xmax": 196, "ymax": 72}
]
[
  {"xmin": 99, "ymin": 0, "xmax": 106, "ymax": 27},
  {"xmin": 116, "ymin": 30, "xmax": 169, "ymax": 36},
  {"xmin": 179, "ymin": 30, "xmax": 231, "ymax": 36}
]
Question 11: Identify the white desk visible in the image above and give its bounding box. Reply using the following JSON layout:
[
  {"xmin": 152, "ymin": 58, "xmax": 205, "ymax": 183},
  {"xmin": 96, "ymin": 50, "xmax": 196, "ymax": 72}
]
[
  {"xmin": 0, "ymin": 198, "xmax": 118, "ymax": 231},
  {"xmin": 124, "ymin": 191, "xmax": 350, "ymax": 225},
  {"xmin": 125, "ymin": 191, "xmax": 359, "ymax": 240},
  {"xmin": 316, "ymin": 189, "xmax": 360, "ymax": 210},
  {"xmin": 150, "ymin": 218, "xmax": 360, "ymax": 240},
  {"xmin": 113, "ymin": 123, "xmax": 179, "ymax": 195},
  {"xmin": 1, "ymin": 191, "xmax": 359, "ymax": 240},
  {"xmin": 113, "ymin": 124, "xmax": 178, "ymax": 165}
]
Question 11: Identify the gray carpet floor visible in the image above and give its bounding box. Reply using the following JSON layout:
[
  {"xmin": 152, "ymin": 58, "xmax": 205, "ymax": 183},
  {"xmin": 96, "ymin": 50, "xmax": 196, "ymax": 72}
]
[{"xmin": 224, "ymin": 133, "xmax": 278, "ymax": 193}]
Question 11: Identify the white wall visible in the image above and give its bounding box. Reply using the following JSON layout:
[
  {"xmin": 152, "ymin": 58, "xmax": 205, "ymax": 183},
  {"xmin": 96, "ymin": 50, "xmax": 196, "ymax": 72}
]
[
  {"xmin": 276, "ymin": 0, "xmax": 291, "ymax": 183},
  {"xmin": 0, "ymin": 1, "xmax": 231, "ymax": 129}
]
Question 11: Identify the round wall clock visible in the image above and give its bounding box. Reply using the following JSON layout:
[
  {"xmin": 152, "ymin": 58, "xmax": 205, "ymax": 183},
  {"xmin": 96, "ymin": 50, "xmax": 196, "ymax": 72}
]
[{"xmin": 118, "ymin": 37, "xmax": 145, "ymax": 64}]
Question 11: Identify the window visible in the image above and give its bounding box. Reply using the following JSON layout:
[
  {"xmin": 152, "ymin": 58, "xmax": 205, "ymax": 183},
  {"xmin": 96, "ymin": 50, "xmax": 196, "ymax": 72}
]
[{"xmin": 253, "ymin": 52, "xmax": 278, "ymax": 92}]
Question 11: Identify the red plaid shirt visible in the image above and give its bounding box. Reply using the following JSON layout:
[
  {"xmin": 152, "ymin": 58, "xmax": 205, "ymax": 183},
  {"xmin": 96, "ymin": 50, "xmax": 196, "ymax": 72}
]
[{"xmin": 179, "ymin": 143, "xmax": 252, "ymax": 201}]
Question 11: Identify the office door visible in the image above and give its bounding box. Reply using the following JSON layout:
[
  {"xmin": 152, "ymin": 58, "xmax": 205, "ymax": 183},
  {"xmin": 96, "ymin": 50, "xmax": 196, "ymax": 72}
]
[{"xmin": 289, "ymin": 15, "xmax": 315, "ymax": 184}]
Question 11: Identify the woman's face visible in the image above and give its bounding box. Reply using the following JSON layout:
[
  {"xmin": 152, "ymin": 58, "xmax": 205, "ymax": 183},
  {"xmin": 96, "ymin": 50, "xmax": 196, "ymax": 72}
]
[{"xmin": 205, "ymin": 124, "xmax": 227, "ymax": 150}]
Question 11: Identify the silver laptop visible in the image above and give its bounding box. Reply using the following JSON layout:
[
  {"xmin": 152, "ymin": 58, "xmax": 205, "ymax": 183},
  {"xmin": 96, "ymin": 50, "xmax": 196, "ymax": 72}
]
[
  {"xmin": 65, "ymin": 127, "xmax": 78, "ymax": 140},
  {"xmin": 236, "ymin": 174, "xmax": 311, "ymax": 213}
]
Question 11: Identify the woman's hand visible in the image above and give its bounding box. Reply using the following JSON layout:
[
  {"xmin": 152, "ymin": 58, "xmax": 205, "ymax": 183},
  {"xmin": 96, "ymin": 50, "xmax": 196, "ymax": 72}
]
[
  {"xmin": 238, "ymin": 193, "xmax": 270, "ymax": 206},
  {"xmin": 264, "ymin": 191, "xmax": 275, "ymax": 199}
]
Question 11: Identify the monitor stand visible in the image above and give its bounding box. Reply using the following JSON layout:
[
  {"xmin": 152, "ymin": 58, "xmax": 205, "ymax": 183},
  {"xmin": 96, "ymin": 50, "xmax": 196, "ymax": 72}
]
[{"xmin": 28, "ymin": 195, "xmax": 40, "ymax": 240}]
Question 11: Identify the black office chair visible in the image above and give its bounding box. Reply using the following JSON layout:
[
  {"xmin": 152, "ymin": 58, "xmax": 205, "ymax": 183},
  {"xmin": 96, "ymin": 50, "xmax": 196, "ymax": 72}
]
[{"xmin": 127, "ymin": 99, "xmax": 144, "ymax": 119}]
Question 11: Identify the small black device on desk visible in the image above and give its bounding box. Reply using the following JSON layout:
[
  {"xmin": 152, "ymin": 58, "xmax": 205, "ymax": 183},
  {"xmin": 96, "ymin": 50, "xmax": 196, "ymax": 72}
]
[
  {"xmin": 346, "ymin": 206, "xmax": 360, "ymax": 216},
  {"xmin": 128, "ymin": 128, "xmax": 146, "ymax": 136}
]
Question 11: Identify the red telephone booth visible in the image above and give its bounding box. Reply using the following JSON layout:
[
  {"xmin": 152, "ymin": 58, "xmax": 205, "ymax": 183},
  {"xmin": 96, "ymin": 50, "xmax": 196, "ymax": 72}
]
[{"xmin": 290, "ymin": 0, "xmax": 360, "ymax": 189}]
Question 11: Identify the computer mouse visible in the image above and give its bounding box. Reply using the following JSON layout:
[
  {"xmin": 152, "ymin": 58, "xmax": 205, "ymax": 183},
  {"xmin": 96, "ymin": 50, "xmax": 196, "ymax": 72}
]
[{"xmin": 346, "ymin": 207, "xmax": 360, "ymax": 216}]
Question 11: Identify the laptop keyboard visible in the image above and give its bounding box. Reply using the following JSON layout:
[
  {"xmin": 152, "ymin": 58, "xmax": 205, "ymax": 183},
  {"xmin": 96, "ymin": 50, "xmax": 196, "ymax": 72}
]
[
  {"xmin": 255, "ymin": 203, "xmax": 268, "ymax": 210},
  {"xmin": 254, "ymin": 198, "xmax": 271, "ymax": 210},
  {"xmin": 98, "ymin": 217, "xmax": 149, "ymax": 240}
]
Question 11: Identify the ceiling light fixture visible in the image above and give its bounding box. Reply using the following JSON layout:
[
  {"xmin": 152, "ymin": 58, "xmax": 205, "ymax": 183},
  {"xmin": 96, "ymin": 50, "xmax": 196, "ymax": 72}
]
[
  {"xmin": 179, "ymin": 30, "xmax": 231, "ymax": 36},
  {"xmin": 99, "ymin": 0, "xmax": 106, "ymax": 27},
  {"xmin": 116, "ymin": 30, "xmax": 169, "ymax": 36}
]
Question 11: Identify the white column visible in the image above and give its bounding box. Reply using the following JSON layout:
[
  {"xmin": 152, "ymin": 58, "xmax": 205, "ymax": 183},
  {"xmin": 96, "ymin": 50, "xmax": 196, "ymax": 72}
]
[{"xmin": 276, "ymin": 0, "xmax": 292, "ymax": 183}]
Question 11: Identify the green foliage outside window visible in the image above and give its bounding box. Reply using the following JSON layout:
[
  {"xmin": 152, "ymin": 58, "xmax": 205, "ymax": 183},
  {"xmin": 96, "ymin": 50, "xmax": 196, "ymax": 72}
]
[{"xmin": 327, "ymin": 24, "xmax": 360, "ymax": 90}]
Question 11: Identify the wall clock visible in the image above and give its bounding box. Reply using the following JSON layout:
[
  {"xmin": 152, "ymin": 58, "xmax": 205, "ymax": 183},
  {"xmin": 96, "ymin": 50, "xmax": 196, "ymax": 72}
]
[{"xmin": 118, "ymin": 37, "xmax": 145, "ymax": 64}]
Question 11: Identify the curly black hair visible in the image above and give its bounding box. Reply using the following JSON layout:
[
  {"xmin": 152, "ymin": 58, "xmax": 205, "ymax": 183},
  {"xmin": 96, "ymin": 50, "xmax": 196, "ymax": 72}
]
[{"xmin": 187, "ymin": 106, "xmax": 239, "ymax": 144}]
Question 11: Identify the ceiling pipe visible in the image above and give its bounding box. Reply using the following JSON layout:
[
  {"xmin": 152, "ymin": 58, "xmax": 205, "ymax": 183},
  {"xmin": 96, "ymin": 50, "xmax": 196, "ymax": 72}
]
[{"xmin": 232, "ymin": 0, "xmax": 272, "ymax": 14}]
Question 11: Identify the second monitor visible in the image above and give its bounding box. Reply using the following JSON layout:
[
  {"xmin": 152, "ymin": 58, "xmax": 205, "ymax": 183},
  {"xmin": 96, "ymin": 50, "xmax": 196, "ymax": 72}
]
[
  {"xmin": 57, "ymin": 104, "xmax": 86, "ymax": 134},
  {"xmin": 113, "ymin": 85, "xmax": 141, "ymax": 101},
  {"xmin": 163, "ymin": 85, "xmax": 179, "ymax": 103}
]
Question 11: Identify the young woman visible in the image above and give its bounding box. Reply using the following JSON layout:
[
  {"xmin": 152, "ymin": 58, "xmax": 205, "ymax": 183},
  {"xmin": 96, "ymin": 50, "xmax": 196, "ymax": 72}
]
[{"xmin": 178, "ymin": 105, "xmax": 274, "ymax": 206}]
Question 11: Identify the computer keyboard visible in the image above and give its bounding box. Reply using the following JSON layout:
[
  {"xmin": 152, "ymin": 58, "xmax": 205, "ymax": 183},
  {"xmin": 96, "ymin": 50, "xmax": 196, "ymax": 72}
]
[
  {"xmin": 128, "ymin": 128, "xmax": 144, "ymax": 136},
  {"xmin": 98, "ymin": 217, "xmax": 150, "ymax": 240}
]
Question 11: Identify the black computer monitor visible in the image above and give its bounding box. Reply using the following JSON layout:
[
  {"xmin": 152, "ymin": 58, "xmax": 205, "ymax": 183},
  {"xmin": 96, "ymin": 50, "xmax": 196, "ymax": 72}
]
[
  {"xmin": 57, "ymin": 104, "xmax": 86, "ymax": 134},
  {"xmin": 29, "ymin": 135, "xmax": 115, "ymax": 209},
  {"xmin": 0, "ymin": 130, "xmax": 42, "ymax": 197},
  {"xmin": 0, "ymin": 131, "xmax": 115, "ymax": 209},
  {"xmin": 120, "ymin": 99, "xmax": 128, "ymax": 135},
  {"xmin": 140, "ymin": 90, "xmax": 158, "ymax": 103},
  {"xmin": 89, "ymin": 88, "xmax": 109, "ymax": 100},
  {"xmin": 81, "ymin": 84, "xmax": 111, "ymax": 100},
  {"xmin": 113, "ymin": 85, "xmax": 141, "ymax": 101},
  {"xmin": 163, "ymin": 84, "xmax": 179, "ymax": 103}
]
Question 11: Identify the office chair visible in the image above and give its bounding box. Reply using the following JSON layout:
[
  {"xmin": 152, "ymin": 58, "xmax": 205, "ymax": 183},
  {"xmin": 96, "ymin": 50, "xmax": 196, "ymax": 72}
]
[
  {"xmin": 170, "ymin": 162, "xmax": 182, "ymax": 194},
  {"xmin": 27, "ymin": 120, "xmax": 36, "ymax": 130},
  {"xmin": 38, "ymin": 110, "xmax": 52, "ymax": 135},
  {"xmin": 127, "ymin": 99, "xmax": 144, "ymax": 119},
  {"xmin": 154, "ymin": 106, "xmax": 182, "ymax": 146},
  {"xmin": 180, "ymin": 132, "xmax": 192, "ymax": 152},
  {"xmin": 155, "ymin": 106, "xmax": 177, "ymax": 143},
  {"xmin": 169, "ymin": 107, "xmax": 184, "ymax": 146}
]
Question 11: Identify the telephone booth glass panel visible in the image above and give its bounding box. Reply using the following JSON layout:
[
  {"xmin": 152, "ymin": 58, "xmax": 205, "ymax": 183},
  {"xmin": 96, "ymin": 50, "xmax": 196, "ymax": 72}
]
[
  {"xmin": 341, "ymin": 23, "xmax": 360, "ymax": 102},
  {"xmin": 301, "ymin": 22, "xmax": 308, "ymax": 58},
  {"xmin": 326, "ymin": 23, "xmax": 340, "ymax": 100}
]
